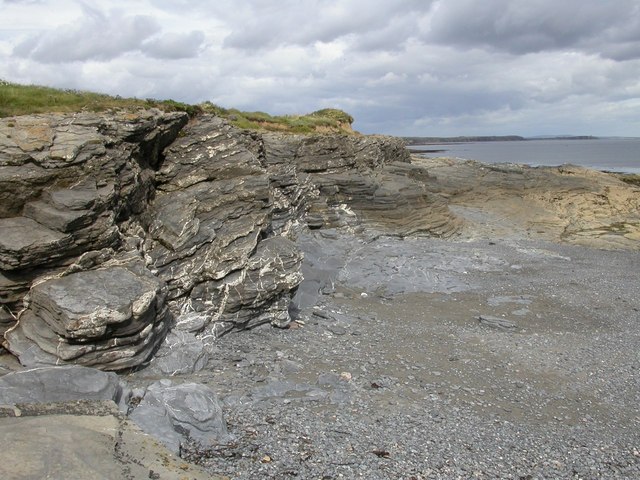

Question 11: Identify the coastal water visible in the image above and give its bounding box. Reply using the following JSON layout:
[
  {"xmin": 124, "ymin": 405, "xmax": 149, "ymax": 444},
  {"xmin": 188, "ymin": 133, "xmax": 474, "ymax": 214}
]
[{"xmin": 411, "ymin": 138, "xmax": 640, "ymax": 173}]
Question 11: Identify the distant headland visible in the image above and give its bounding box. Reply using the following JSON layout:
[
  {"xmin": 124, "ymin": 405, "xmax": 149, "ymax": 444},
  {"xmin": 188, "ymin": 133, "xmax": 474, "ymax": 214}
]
[{"xmin": 403, "ymin": 135, "xmax": 597, "ymax": 145}]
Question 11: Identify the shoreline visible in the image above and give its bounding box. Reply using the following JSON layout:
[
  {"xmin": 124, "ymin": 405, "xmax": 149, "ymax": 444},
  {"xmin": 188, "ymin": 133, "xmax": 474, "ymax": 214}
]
[
  {"xmin": 407, "ymin": 136, "xmax": 640, "ymax": 175},
  {"xmin": 164, "ymin": 226, "xmax": 640, "ymax": 478}
]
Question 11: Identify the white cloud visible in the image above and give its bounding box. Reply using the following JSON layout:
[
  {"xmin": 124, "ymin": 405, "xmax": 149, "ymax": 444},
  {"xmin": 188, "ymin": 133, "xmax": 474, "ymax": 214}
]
[
  {"xmin": 142, "ymin": 31, "xmax": 206, "ymax": 59},
  {"xmin": 13, "ymin": 6, "xmax": 160, "ymax": 62}
]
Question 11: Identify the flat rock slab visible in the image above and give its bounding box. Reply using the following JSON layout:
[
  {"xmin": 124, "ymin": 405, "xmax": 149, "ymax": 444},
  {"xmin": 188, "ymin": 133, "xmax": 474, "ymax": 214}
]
[
  {"xmin": 0, "ymin": 365, "xmax": 127, "ymax": 407},
  {"xmin": 23, "ymin": 200, "xmax": 94, "ymax": 233},
  {"xmin": 477, "ymin": 314, "xmax": 518, "ymax": 331},
  {"xmin": 0, "ymin": 400, "xmax": 219, "ymax": 480},
  {"xmin": 0, "ymin": 216, "xmax": 72, "ymax": 269}
]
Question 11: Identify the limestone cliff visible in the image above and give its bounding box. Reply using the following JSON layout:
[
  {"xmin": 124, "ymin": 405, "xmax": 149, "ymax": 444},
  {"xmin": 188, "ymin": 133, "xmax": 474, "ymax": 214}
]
[{"xmin": 0, "ymin": 111, "xmax": 457, "ymax": 370}]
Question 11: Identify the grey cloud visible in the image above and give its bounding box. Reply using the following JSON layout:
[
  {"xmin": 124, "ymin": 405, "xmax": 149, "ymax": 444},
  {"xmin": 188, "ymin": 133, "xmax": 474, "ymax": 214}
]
[
  {"xmin": 223, "ymin": 0, "xmax": 434, "ymax": 49},
  {"xmin": 13, "ymin": 6, "xmax": 160, "ymax": 62},
  {"xmin": 142, "ymin": 31, "xmax": 206, "ymax": 59},
  {"xmin": 349, "ymin": 15, "xmax": 422, "ymax": 52},
  {"xmin": 426, "ymin": 0, "xmax": 639, "ymax": 58}
]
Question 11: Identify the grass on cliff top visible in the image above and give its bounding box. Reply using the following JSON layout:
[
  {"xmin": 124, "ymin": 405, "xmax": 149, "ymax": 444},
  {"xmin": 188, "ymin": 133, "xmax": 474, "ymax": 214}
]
[
  {"xmin": 208, "ymin": 105, "xmax": 354, "ymax": 134},
  {"xmin": 0, "ymin": 80, "xmax": 355, "ymax": 135}
]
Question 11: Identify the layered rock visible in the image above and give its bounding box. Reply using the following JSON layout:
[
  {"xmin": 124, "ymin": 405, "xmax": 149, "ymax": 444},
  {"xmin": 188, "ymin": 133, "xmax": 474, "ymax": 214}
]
[
  {"xmin": 261, "ymin": 133, "xmax": 461, "ymax": 235},
  {"xmin": 5, "ymin": 262, "xmax": 171, "ymax": 370},
  {"xmin": 0, "ymin": 110, "xmax": 188, "ymax": 306},
  {"xmin": 139, "ymin": 117, "xmax": 304, "ymax": 337},
  {"xmin": 0, "ymin": 111, "xmax": 188, "ymax": 369},
  {"xmin": 415, "ymin": 157, "xmax": 640, "ymax": 249},
  {"xmin": 1, "ymin": 111, "xmax": 457, "ymax": 370},
  {"xmin": 0, "ymin": 365, "xmax": 129, "ymax": 407}
]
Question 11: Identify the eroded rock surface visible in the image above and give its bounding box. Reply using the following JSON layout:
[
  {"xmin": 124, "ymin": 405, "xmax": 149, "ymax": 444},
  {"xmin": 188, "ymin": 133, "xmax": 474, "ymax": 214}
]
[
  {"xmin": 1, "ymin": 111, "xmax": 444, "ymax": 370},
  {"xmin": 0, "ymin": 365, "xmax": 129, "ymax": 408},
  {"xmin": 4, "ymin": 263, "xmax": 171, "ymax": 370},
  {"xmin": 262, "ymin": 133, "xmax": 461, "ymax": 235},
  {"xmin": 415, "ymin": 157, "xmax": 640, "ymax": 249}
]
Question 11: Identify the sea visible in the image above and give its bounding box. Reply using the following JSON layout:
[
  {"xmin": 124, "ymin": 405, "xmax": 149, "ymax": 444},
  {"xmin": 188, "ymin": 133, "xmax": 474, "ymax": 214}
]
[{"xmin": 410, "ymin": 138, "xmax": 640, "ymax": 174}]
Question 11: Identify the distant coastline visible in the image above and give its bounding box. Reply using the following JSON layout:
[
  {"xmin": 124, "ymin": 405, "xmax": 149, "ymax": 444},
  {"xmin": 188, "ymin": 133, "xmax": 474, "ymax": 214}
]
[
  {"xmin": 406, "ymin": 137, "xmax": 640, "ymax": 174},
  {"xmin": 403, "ymin": 135, "xmax": 597, "ymax": 145}
]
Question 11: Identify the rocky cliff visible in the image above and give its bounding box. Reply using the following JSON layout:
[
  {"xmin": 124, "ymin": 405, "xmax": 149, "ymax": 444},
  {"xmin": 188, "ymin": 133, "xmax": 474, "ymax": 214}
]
[{"xmin": 0, "ymin": 111, "xmax": 458, "ymax": 370}]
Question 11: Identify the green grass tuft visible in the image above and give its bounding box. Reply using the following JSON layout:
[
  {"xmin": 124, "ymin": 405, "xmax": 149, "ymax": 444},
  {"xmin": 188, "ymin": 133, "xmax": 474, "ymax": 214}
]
[{"xmin": 0, "ymin": 79, "xmax": 356, "ymax": 134}]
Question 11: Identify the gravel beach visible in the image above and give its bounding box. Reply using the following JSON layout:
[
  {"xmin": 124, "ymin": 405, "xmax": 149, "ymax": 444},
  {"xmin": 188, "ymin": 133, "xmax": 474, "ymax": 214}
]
[{"xmin": 130, "ymin": 224, "xmax": 640, "ymax": 479}]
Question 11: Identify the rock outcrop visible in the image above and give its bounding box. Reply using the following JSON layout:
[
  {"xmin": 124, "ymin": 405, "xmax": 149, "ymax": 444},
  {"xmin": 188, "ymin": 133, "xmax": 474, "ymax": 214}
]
[
  {"xmin": 1, "ymin": 110, "xmax": 454, "ymax": 370},
  {"xmin": 5, "ymin": 262, "xmax": 171, "ymax": 370},
  {"xmin": 261, "ymin": 133, "xmax": 461, "ymax": 236},
  {"xmin": 415, "ymin": 157, "xmax": 640, "ymax": 249}
]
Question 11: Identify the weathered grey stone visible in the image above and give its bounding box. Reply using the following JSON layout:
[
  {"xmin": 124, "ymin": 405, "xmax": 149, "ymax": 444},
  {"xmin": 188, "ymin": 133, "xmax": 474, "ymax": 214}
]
[
  {"xmin": 144, "ymin": 121, "xmax": 273, "ymax": 299},
  {"xmin": 0, "ymin": 365, "xmax": 129, "ymax": 407},
  {"xmin": 478, "ymin": 315, "xmax": 518, "ymax": 331},
  {"xmin": 0, "ymin": 217, "xmax": 74, "ymax": 270},
  {"xmin": 1, "ymin": 110, "xmax": 443, "ymax": 370},
  {"xmin": 5, "ymin": 308, "xmax": 170, "ymax": 370},
  {"xmin": 23, "ymin": 200, "xmax": 94, "ymax": 233},
  {"xmin": 0, "ymin": 307, "xmax": 14, "ymax": 337},
  {"xmin": 31, "ymin": 266, "xmax": 165, "ymax": 339},
  {"xmin": 174, "ymin": 311, "xmax": 207, "ymax": 333},
  {"xmin": 310, "ymin": 163, "xmax": 461, "ymax": 236},
  {"xmin": 148, "ymin": 330, "xmax": 209, "ymax": 375},
  {"xmin": 130, "ymin": 380, "xmax": 229, "ymax": 453},
  {"xmin": 21, "ymin": 180, "xmax": 113, "ymax": 238},
  {"xmin": 187, "ymin": 235, "xmax": 303, "ymax": 336}
]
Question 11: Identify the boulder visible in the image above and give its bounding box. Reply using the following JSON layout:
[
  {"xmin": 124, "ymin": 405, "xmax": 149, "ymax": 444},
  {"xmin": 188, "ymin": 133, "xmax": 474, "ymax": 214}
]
[
  {"xmin": 4, "ymin": 264, "xmax": 171, "ymax": 370},
  {"xmin": 147, "ymin": 330, "xmax": 210, "ymax": 375},
  {"xmin": 130, "ymin": 380, "xmax": 229, "ymax": 453}
]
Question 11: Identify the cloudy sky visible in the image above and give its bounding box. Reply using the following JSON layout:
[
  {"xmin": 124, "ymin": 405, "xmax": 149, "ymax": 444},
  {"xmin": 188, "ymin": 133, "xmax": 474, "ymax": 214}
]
[{"xmin": 1, "ymin": 0, "xmax": 639, "ymax": 136}]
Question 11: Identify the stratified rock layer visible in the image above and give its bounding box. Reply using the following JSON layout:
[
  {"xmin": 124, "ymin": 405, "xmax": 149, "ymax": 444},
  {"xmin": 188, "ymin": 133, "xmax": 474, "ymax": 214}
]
[
  {"xmin": 0, "ymin": 365, "xmax": 128, "ymax": 406},
  {"xmin": 2, "ymin": 111, "xmax": 451, "ymax": 370},
  {"xmin": 5, "ymin": 264, "xmax": 171, "ymax": 370},
  {"xmin": 415, "ymin": 157, "xmax": 640, "ymax": 249}
]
